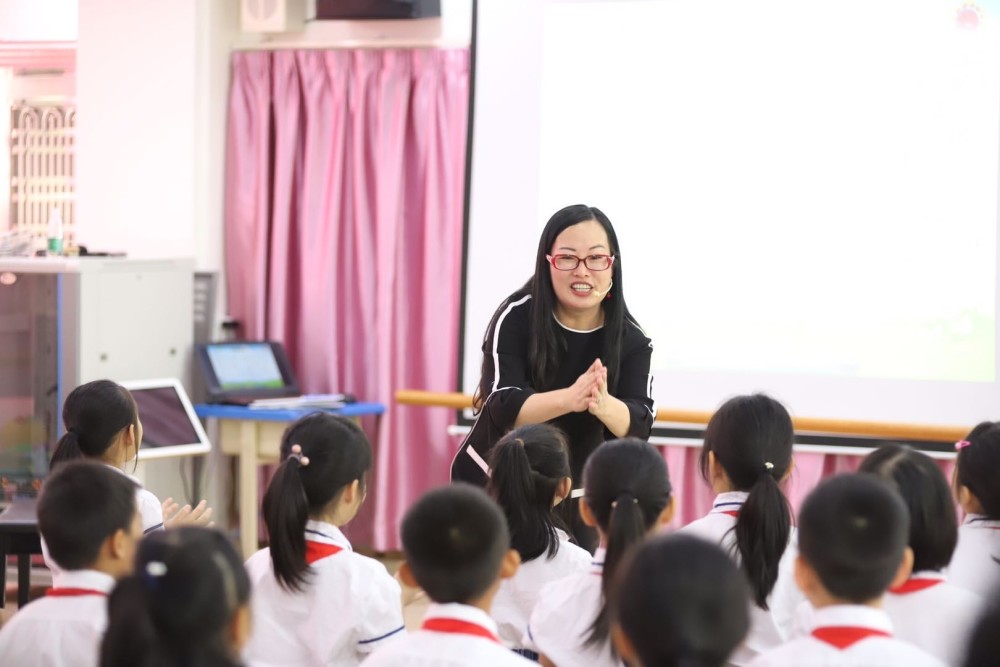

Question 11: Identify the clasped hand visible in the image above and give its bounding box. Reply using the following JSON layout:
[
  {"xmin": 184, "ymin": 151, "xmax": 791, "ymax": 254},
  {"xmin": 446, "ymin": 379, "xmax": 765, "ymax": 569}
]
[{"xmin": 565, "ymin": 358, "xmax": 610, "ymax": 416}]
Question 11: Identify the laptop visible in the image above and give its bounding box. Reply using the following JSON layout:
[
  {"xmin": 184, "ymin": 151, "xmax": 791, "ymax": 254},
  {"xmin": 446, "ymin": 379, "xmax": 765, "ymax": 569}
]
[
  {"xmin": 194, "ymin": 341, "xmax": 301, "ymax": 405},
  {"xmin": 119, "ymin": 379, "xmax": 212, "ymax": 460}
]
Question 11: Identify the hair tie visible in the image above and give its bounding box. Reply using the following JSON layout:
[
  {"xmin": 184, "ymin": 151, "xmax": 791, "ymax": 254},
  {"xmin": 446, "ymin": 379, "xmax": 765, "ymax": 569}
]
[
  {"xmin": 142, "ymin": 560, "xmax": 167, "ymax": 591},
  {"xmin": 955, "ymin": 440, "xmax": 972, "ymax": 451},
  {"xmin": 66, "ymin": 426, "xmax": 81, "ymax": 436},
  {"xmin": 611, "ymin": 493, "xmax": 639, "ymax": 509},
  {"xmin": 764, "ymin": 461, "xmax": 774, "ymax": 472},
  {"xmin": 288, "ymin": 444, "xmax": 311, "ymax": 467}
]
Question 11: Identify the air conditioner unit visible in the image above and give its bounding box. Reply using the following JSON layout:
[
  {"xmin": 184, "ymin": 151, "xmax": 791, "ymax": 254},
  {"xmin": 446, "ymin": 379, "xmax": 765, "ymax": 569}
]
[{"xmin": 241, "ymin": 0, "xmax": 306, "ymax": 33}]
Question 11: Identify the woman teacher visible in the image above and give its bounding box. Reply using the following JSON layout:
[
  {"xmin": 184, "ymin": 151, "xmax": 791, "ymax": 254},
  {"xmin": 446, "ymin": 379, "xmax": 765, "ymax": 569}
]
[{"xmin": 452, "ymin": 204, "xmax": 655, "ymax": 546}]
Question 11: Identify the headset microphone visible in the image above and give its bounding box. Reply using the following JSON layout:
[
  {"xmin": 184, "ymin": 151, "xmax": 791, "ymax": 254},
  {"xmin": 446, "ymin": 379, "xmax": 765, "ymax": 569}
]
[{"xmin": 592, "ymin": 280, "xmax": 614, "ymax": 297}]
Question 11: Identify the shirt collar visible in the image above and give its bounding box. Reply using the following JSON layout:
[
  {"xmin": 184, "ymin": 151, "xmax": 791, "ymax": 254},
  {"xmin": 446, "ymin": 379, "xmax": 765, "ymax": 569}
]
[
  {"xmin": 304, "ymin": 520, "xmax": 352, "ymax": 551},
  {"xmin": 711, "ymin": 491, "xmax": 749, "ymax": 514},
  {"xmin": 424, "ymin": 602, "xmax": 500, "ymax": 636},
  {"xmin": 964, "ymin": 514, "xmax": 1000, "ymax": 529},
  {"xmin": 52, "ymin": 569, "xmax": 117, "ymax": 594},
  {"xmin": 809, "ymin": 605, "xmax": 893, "ymax": 635},
  {"xmin": 591, "ymin": 547, "xmax": 606, "ymax": 574},
  {"xmin": 103, "ymin": 462, "xmax": 142, "ymax": 486}
]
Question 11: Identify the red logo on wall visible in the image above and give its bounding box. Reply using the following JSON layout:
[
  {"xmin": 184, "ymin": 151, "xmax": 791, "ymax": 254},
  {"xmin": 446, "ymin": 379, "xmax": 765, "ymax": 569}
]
[{"xmin": 956, "ymin": 2, "xmax": 982, "ymax": 30}]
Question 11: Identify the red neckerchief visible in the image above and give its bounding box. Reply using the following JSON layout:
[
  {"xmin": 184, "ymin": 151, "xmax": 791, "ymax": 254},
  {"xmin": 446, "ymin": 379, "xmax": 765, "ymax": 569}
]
[
  {"xmin": 422, "ymin": 618, "xmax": 500, "ymax": 643},
  {"xmin": 812, "ymin": 626, "xmax": 891, "ymax": 649},
  {"xmin": 305, "ymin": 541, "xmax": 343, "ymax": 564}
]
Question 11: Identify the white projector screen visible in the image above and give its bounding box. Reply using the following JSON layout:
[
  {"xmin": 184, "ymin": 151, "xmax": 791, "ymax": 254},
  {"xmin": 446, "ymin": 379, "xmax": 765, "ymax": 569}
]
[{"xmin": 462, "ymin": 0, "xmax": 1000, "ymax": 428}]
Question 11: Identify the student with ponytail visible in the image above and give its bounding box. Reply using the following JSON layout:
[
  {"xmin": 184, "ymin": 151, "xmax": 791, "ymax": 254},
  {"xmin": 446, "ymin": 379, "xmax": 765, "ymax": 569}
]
[
  {"xmin": 526, "ymin": 438, "xmax": 673, "ymax": 667},
  {"xmin": 681, "ymin": 393, "xmax": 800, "ymax": 666},
  {"xmin": 486, "ymin": 424, "xmax": 591, "ymax": 655},
  {"xmin": 244, "ymin": 412, "xmax": 405, "ymax": 666},
  {"xmin": 43, "ymin": 380, "xmax": 212, "ymax": 574},
  {"xmin": 100, "ymin": 527, "xmax": 250, "ymax": 667},
  {"xmin": 948, "ymin": 421, "xmax": 1000, "ymax": 597}
]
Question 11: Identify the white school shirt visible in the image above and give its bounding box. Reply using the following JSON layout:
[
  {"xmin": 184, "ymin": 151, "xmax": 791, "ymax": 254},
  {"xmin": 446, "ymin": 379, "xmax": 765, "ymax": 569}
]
[
  {"xmin": 42, "ymin": 464, "xmax": 164, "ymax": 575},
  {"xmin": 364, "ymin": 603, "xmax": 535, "ymax": 667},
  {"xmin": 679, "ymin": 491, "xmax": 804, "ymax": 666},
  {"xmin": 0, "ymin": 569, "xmax": 114, "ymax": 667},
  {"xmin": 947, "ymin": 515, "xmax": 1000, "ymax": 598},
  {"xmin": 882, "ymin": 570, "xmax": 984, "ymax": 665},
  {"xmin": 243, "ymin": 520, "xmax": 405, "ymax": 667},
  {"xmin": 748, "ymin": 605, "xmax": 946, "ymax": 667},
  {"xmin": 524, "ymin": 547, "xmax": 623, "ymax": 667},
  {"xmin": 491, "ymin": 528, "xmax": 592, "ymax": 649}
]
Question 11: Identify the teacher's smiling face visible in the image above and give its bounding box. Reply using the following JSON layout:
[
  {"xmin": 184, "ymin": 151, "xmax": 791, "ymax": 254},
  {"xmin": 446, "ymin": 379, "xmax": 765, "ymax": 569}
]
[{"xmin": 548, "ymin": 219, "xmax": 614, "ymax": 326}]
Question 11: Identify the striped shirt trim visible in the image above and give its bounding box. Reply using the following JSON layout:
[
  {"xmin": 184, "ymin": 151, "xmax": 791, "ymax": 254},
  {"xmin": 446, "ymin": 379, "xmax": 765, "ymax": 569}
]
[
  {"xmin": 143, "ymin": 523, "xmax": 164, "ymax": 534},
  {"xmin": 358, "ymin": 625, "xmax": 406, "ymax": 645},
  {"xmin": 491, "ymin": 294, "xmax": 532, "ymax": 394}
]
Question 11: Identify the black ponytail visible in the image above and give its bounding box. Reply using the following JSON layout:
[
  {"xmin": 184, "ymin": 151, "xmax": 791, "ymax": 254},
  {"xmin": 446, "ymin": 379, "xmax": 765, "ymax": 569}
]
[
  {"xmin": 262, "ymin": 412, "xmax": 372, "ymax": 591},
  {"xmin": 50, "ymin": 380, "xmax": 139, "ymax": 469},
  {"xmin": 700, "ymin": 394, "xmax": 793, "ymax": 609},
  {"xmin": 487, "ymin": 424, "xmax": 572, "ymax": 562},
  {"xmin": 956, "ymin": 422, "xmax": 1000, "ymax": 519},
  {"xmin": 100, "ymin": 527, "xmax": 249, "ymax": 667},
  {"xmin": 582, "ymin": 438, "xmax": 672, "ymax": 649}
]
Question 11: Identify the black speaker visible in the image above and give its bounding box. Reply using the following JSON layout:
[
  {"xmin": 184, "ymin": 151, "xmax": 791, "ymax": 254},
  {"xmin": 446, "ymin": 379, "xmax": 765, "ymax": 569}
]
[{"xmin": 316, "ymin": 0, "xmax": 441, "ymax": 20}]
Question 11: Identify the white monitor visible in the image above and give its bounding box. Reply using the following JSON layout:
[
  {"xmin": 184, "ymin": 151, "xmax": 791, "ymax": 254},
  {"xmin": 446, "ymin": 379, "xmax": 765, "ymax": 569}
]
[{"xmin": 119, "ymin": 378, "xmax": 211, "ymax": 460}]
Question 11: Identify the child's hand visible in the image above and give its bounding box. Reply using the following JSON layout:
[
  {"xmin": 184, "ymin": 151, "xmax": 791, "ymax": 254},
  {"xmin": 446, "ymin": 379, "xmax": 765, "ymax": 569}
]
[{"xmin": 163, "ymin": 499, "xmax": 215, "ymax": 528}]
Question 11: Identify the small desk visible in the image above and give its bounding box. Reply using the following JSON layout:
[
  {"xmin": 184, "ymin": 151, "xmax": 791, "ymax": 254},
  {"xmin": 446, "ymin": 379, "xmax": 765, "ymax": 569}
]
[
  {"xmin": 0, "ymin": 498, "xmax": 42, "ymax": 608},
  {"xmin": 194, "ymin": 403, "xmax": 385, "ymax": 557}
]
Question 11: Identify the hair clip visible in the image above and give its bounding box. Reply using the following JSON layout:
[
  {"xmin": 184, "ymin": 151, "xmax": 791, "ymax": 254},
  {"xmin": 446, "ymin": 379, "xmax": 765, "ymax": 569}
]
[
  {"xmin": 955, "ymin": 440, "xmax": 972, "ymax": 451},
  {"xmin": 289, "ymin": 444, "xmax": 311, "ymax": 467},
  {"xmin": 145, "ymin": 561, "xmax": 167, "ymax": 577},
  {"xmin": 764, "ymin": 461, "xmax": 774, "ymax": 471},
  {"xmin": 611, "ymin": 496, "xmax": 639, "ymax": 508}
]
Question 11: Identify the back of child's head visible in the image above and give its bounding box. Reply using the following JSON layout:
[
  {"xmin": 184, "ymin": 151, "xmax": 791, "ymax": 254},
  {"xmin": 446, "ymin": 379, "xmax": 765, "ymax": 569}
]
[
  {"xmin": 955, "ymin": 422, "xmax": 1000, "ymax": 519},
  {"xmin": 963, "ymin": 585, "xmax": 1000, "ymax": 667},
  {"xmin": 699, "ymin": 393, "xmax": 793, "ymax": 609},
  {"xmin": 401, "ymin": 483, "xmax": 509, "ymax": 604},
  {"xmin": 612, "ymin": 534, "xmax": 750, "ymax": 667},
  {"xmin": 50, "ymin": 379, "xmax": 139, "ymax": 469},
  {"xmin": 101, "ymin": 527, "xmax": 250, "ymax": 667},
  {"xmin": 262, "ymin": 412, "xmax": 372, "ymax": 591},
  {"xmin": 38, "ymin": 459, "xmax": 138, "ymax": 571},
  {"xmin": 858, "ymin": 444, "xmax": 957, "ymax": 572},
  {"xmin": 486, "ymin": 423, "xmax": 571, "ymax": 562},
  {"xmin": 583, "ymin": 438, "xmax": 672, "ymax": 649},
  {"xmin": 798, "ymin": 474, "xmax": 910, "ymax": 603}
]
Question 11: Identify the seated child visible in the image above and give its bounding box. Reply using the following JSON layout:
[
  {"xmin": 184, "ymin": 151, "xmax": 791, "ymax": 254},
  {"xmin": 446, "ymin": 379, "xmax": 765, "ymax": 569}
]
[
  {"xmin": 365, "ymin": 483, "xmax": 533, "ymax": 666},
  {"xmin": 611, "ymin": 533, "xmax": 751, "ymax": 667},
  {"xmin": 949, "ymin": 422, "xmax": 1000, "ymax": 597},
  {"xmin": 749, "ymin": 474, "xmax": 945, "ymax": 667},
  {"xmin": 244, "ymin": 413, "xmax": 405, "ymax": 666},
  {"xmin": 100, "ymin": 526, "xmax": 251, "ymax": 667},
  {"xmin": 859, "ymin": 444, "xmax": 983, "ymax": 663},
  {"xmin": 527, "ymin": 438, "xmax": 674, "ymax": 667},
  {"xmin": 0, "ymin": 461, "xmax": 141, "ymax": 667},
  {"xmin": 486, "ymin": 425, "xmax": 591, "ymax": 655}
]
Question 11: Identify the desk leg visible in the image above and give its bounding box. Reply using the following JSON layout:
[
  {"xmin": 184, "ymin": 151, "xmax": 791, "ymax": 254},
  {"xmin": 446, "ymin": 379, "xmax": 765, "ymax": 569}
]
[
  {"xmin": 17, "ymin": 554, "xmax": 29, "ymax": 607},
  {"xmin": 0, "ymin": 540, "xmax": 7, "ymax": 609},
  {"xmin": 239, "ymin": 420, "xmax": 259, "ymax": 558}
]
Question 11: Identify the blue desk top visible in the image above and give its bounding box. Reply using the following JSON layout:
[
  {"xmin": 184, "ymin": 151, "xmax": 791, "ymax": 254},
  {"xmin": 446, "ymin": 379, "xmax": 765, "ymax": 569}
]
[{"xmin": 194, "ymin": 402, "xmax": 385, "ymax": 422}]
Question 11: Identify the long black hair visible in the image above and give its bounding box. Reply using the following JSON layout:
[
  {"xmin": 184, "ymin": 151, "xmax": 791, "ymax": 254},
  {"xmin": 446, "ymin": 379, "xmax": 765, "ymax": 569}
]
[
  {"xmin": 50, "ymin": 380, "xmax": 139, "ymax": 469},
  {"xmin": 699, "ymin": 394, "xmax": 793, "ymax": 610},
  {"xmin": 262, "ymin": 412, "xmax": 372, "ymax": 591},
  {"xmin": 611, "ymin": 534, "xmax": 750, "ymax": 667},
  {"xmin": 583, "ymin": 438, "xmax": 672, "ymax": 649},
  {"xmin": 956, "ymin": 422, "xmax": 1000, "ymax": 519},
  {"xmin": 100, "ymin": 527, "xmax": 250, "ymax": 667},
  {"xmin": 486, "ymin": 424, "xmax": 572, "ymax": 562},
  {"xmin": 475, "ymin": 204, "xmax": 641, "ymax": 408},
  {"xmin": 859, "ymin": 444, "xmax": 958, "ymax": 572}
]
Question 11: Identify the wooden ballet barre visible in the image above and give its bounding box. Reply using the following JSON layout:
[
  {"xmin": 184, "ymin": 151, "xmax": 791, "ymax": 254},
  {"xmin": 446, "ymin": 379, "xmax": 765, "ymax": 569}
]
[{"xmin": 394, "ymin": 389, "xmax": 968, "ymax": 443}]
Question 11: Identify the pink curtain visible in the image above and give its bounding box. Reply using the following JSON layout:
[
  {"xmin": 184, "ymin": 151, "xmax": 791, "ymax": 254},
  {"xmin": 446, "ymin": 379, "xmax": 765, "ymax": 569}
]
[
  {"xmin": 224, "ymin": 49, "xmax": 469, "ymax": 550},
  {"xmin": 659, "ymin": 445, "xmax": 957, "ymax": 528}
]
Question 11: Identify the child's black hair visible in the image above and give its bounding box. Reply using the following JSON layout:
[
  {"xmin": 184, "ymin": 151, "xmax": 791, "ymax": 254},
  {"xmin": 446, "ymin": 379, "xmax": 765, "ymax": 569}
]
[
  {"xmin": 582, "ymin": 438, "xmax": 672, "ymax": 649},
  {"xmin": 612, "ymin": 534, "xmax": 750, "ymax": 667},
  {"xmin": 859, "ymin": 444, "xmax": 957, "ymax": 572},
  {"xmin": 955, "ymin": 422, "xmax": 1000, "ymax": 519},
  {"xmin": 486, "ymin": 423, "xmax": 572, "ymax": 562},
  {"xmin": 699, "ymin": 393, "xmax": 793, "ymax": 609},
  {"xmin": 50, "ymin": 380, "xmax": 139, "ymax": 468},
  {"xmin": 402, "ymin": 483, "xmax": 509, "ymax": 604},
  {"xmin": 100, "ymin": 527, "xmax": 250, "ymax": 667},
  {"xmin": 262, "ymin": 412, "xmax": 372, "ymax": 591},
  {"xmin": 798, "ymin": 474, "xmax": 910, "ymax": 603},
  {"xmin": 38, "ymin": 460, "xmax": 138, "ymax": 571},
  {"xmin": 963, "ymin": 586, "xmax": 1000, "ymax": 667}
]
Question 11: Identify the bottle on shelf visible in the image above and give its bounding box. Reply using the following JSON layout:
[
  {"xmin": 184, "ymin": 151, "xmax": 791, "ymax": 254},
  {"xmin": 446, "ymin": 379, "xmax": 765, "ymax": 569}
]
[{"xmin": 47, "ymin": 207, "xmax": 64, "ymax": 256}]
